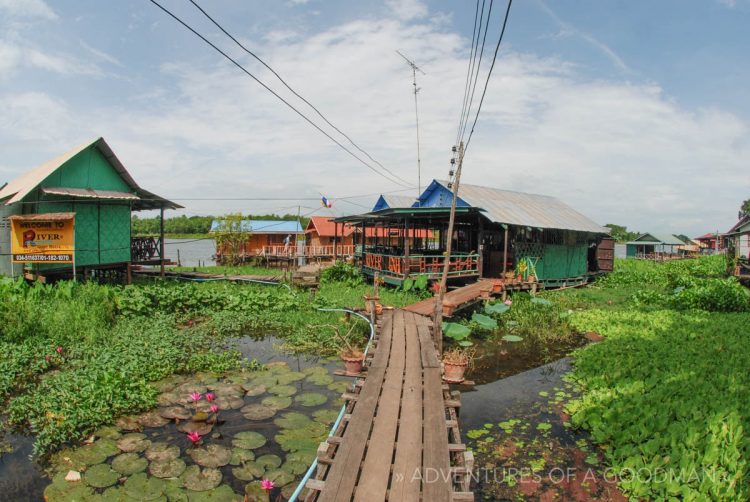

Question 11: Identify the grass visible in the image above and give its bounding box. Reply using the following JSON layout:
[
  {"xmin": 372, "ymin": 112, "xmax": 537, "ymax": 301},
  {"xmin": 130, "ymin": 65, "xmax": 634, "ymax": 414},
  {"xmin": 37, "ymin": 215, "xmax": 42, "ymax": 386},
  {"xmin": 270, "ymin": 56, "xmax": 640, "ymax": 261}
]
[{"xmin": 169, "ymin": 264, "xmax": 283, "ymax": 276}]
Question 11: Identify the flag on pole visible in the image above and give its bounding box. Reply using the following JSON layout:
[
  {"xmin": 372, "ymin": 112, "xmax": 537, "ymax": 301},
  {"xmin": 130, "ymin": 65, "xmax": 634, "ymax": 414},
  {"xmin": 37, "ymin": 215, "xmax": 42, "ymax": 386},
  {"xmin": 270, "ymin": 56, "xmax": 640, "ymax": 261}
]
[{"xmin": 321, "ymin": 196, "xmax": 333, "ymax": 208}]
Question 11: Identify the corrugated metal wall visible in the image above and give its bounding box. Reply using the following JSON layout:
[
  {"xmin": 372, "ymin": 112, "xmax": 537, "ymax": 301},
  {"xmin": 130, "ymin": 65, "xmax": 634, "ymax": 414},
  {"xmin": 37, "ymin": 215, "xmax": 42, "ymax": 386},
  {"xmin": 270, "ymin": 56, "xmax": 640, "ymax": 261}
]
[{"xmin": 0, "ymin": 204, "xmax": 21, "ymax": 277}]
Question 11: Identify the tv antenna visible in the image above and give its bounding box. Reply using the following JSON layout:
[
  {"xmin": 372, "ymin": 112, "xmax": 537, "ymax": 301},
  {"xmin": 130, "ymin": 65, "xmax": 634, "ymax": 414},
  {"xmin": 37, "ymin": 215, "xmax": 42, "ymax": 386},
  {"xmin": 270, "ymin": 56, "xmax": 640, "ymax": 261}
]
[{"xmin": 397, "ymin": 50, "xmax": 426, "ymax": 201}]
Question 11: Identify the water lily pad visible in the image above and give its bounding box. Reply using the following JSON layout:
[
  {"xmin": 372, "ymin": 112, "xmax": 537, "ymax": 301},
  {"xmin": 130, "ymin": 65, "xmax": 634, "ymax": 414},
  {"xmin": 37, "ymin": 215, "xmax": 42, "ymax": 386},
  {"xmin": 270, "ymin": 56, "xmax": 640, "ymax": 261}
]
[
  {"xmin": 274, "ymin": 412, "xmax": 312, "ymax": 429},
  {"xmin": 112, "ymin": 452, "xmax": 149, "ymax": 475},
  {"xmin": 177, "ymin": 421, "xmax": 214, "ymax": 435},
  {"xmin": 232, "ymin": 462, "xmax": 264, "ymax": 481},
  {"xmin": 281, "ymin": 459, "xmax": 310, "ymax": 476},
  {"xmin": 181, "ymin": 465, "xmax": 222, "ymax": 492},
  {"xmin": 276, "ymin": 371, "xmax": 305, "ymax": 385},
  {"xmin": 160, "ymin": 406, "xmax": 192, "ymax": 420},
  {"xmin": 312, "ymin": 409, "xmax": 340, "ymax": 425},
  {"xmin": 118, "ymin": 433, "xmax": 151, "ymax": 453},
  {"xmin": 229, "ymin": 448, "xmax": 255, "ymax": 465},
  {"xmin": 158, "ymin": 391, "xmax": 181, "ymax": 407},
  {"xmin": 255, "ymin": 454, "xmax": 282, "ymax": 470},
  {"xmin": 264, "ymin": 468, "xmax": 294, "ymax": 486},
  {"xmin": 124, "ymin": 472, "xmax": 167, "ymax": 500},
  {"xmin": 207, "ymin": 383, "xmax": 245, "ymax": 396},
  {"xmin": 327, "ymin": 381, "xmax": 349, "ymax": 393},
  {"xmin": 302, "ymin": 366, "xmax": 328, "ymax": 375},
  {"xmin": 214, "ymin": 395, "xmax": 245, "ymax": 410},
  {"xmin": 251, "ymin": 374, "xmax": 279, "ymax": 388},
  {"xmin": 261, "ymin": 396, "xmax": 292, "ymax": 410},
  {"xmin": 242, "ymin": 384, "xmax": 267, "ymax": 397},
  {"xmin": 231, "ymin": 431, "xmax": 266, "ymax": 450},
  {"xmin": 471, "ymin": 312, "xmax": 498, "ymax": 330},
  {"xmin": 295, "ymin": 393, "xmax": 327, "ymax": 407},
  {"xmin": 85, "ymin": 463, "xmax": 120, "ymax": 488},
  {"xmin": 145, "ymin": 442, "xmax": 181, "ymax": 462},
  {"xmin": 281, "ymin": 482, "xmax": 298, "ymax": 500},
  {"xmin": 137, "ymin": 410, "xmax": 171, "ymax": 428},
  {"xmin": 268, "ymin": 385, "xmax": 296, "ymax": 397},
  {"xmin": 266, "ymin": 362, "xmax": 290, "ymax": 373},
  {"xmin": 306, "ymin": 373, "xmax": 334, "ymax": 386},
  {"xmin": 186, "ymin": 484, "xmax": 243, "ymax": 502},
  {"xmin": 43, "ymin": 477, "xmax": 96, "ymax": 502},
  {"xmin": 192, "ymin": 411, "xmax": 210, "ymax": 422},
  {"xmin": 240, "ymin": 404, "xmax": 276, "ymax": 420},
  {"xmin": 162, "ymin": 478, "xmax": 188, "ymax": 502},
  {"xmin": 101, "ymin": 485, "xmax": 150, "ymax": 502},
  {"xmin": 275, "ymin": 423, "xmax": 328, "ymax": 452},
  {"xmin": 286, "ymin": 450, "xmax": 315, "ymax": 465},
  {"xmin": 150, "ymin": 458, "xmax": 187, "ymax": 479},
  {"xmin": 94, "ymin": 426, "xmax": 123, "ymax": 440},
  {"xmin": 244, "ymin": 481, "xmax": 269, "ymax": 502},
  {"xmin": 501, "ymin": 334, "xmax": 524, "ymax": 342},
  {"xmin": 116, "ymin": 416, "xmax": 143, "ymax": 432},
  {"xmin": 83, "ymin": 438, "xmax": 120, "ymax": 463},
  {"xmin": 188, "ymin": 444, "xmax": 232, "ymax": 468},
  {"xmin": 175, "ymin": 383, "xmax": 208, "ymax": 396}
]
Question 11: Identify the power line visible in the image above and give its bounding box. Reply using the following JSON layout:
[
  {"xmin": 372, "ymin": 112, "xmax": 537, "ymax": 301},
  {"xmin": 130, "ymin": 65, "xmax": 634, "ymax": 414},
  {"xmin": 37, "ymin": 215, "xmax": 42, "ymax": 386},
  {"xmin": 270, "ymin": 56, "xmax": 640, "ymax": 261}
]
[
  {"xmin": 186, "ymin": 0, "xmax": 413, "ymax": 188},
  {"xmin": 147, "ymin": 0, "xmax": 413, "ymax": 189},
  {"xmin": 460, "ymin": 0, "xmax": 494, "ymax": 144},
  {"xmin": 464, "ymin": 0, "xmax": 514, "ymax": 155},
  {"xmin": 456, "ymin": 0, "xmax": 483, "ymax": 145}
]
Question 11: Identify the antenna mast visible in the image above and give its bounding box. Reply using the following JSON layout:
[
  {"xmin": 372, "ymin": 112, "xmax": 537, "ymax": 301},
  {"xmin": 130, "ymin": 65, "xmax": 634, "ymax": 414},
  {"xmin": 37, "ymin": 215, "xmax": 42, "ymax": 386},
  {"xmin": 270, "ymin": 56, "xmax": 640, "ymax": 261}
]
[{"xmin": 397, "ymin": 50, "xmax": 425, "ymax": 201}]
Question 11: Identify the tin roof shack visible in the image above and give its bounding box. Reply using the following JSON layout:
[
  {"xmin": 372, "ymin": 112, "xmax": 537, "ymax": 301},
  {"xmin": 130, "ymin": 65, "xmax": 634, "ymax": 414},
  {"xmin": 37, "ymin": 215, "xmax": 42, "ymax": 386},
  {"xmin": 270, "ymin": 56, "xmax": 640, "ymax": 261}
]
[
  {"xmin": 694, "ymin": 232, "xmax": 725, "ymax": 253},
  {"xmin": 211, "ymin": 219, "xmax": 303, "ymax": 263},
  {"xmin": 0, "ymin": 138, "xmax": 180, "ymax": 281},
  {"xmin": 725, "ymin": 216, "xmax": 750, "ymax": 280},
  {"xmin": 625, "ymin": 233, "xmax": 687, "ymax": 260},
  {"xmin": 339, "ymin": 179, "xmax": 610, "ymax": 288}
]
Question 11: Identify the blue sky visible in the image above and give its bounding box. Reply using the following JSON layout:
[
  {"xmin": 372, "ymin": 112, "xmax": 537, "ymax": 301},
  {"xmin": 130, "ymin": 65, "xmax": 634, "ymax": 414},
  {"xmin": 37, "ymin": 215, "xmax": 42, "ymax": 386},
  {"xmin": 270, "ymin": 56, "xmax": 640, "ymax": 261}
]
[{"xmin": 0, "ymin": 0, "xmax": 748, "ymax": 235}]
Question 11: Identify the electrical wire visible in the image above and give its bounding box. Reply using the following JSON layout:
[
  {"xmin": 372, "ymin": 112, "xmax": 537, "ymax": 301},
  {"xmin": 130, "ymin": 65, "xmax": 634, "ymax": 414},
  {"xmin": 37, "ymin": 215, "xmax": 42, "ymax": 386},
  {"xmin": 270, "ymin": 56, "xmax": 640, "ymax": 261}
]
[
  {"xmin": 147, "ymin": 0, "xmax": 414, "ymax": 189},
  {"xmin": 464, "ymin": 0, "xmax": 514, "ymax": 155},
  {"xmin": 456, "ymin": 0, "xmax": 483, "ymax": 146},
  {"xmin": 186, "ymin": 0, "xmax": 413, "ymax": 188}
]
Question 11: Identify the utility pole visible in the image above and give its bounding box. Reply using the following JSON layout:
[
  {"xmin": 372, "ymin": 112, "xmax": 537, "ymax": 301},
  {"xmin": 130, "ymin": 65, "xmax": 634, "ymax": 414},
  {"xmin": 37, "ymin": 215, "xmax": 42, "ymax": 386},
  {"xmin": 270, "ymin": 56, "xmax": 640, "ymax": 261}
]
[
  {"xmin": 397, "ymin": 50, "xmax": 425, "ymax": 201},
  {"xmin": 433, "ymin": 142, "xmax": 464, "ymax": 355}
]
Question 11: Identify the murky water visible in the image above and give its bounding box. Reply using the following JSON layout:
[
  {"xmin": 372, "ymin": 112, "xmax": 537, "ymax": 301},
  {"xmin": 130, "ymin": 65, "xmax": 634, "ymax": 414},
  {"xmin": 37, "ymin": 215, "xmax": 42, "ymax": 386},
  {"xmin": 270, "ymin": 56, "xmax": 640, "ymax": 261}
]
[{"xmin": 163, "ymin": 238, "xmax": 216, "ymax": 267}]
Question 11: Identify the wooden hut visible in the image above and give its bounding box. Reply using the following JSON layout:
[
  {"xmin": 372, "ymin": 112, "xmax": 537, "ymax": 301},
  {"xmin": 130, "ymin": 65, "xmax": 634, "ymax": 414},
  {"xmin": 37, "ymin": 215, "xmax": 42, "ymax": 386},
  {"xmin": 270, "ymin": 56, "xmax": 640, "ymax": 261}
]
[
  {"xmin": 339, "ymin": 179, "xmax": 611, "ymax": 287},
  {"xmin": 0, "ymin": 137, "xmax": 180, "ymax": 281},
  {"xmin": 211, "ymin": 219, "xmax": 303, "ymax": 263},
  {"xmin": 304, "ymin": 216, "xmax": 355, "ymax": 258},
  {"xmin": 625, "ymin": 233, "xmax": 686, "ymax": 259}
]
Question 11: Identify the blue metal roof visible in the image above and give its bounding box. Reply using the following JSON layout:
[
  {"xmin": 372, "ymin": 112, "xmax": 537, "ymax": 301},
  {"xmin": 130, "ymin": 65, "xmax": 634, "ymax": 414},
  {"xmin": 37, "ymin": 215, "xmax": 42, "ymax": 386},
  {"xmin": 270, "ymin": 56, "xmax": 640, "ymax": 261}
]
[{"xmin": 210, "ymin": 219, "xmax": 303, "ymax": 234}]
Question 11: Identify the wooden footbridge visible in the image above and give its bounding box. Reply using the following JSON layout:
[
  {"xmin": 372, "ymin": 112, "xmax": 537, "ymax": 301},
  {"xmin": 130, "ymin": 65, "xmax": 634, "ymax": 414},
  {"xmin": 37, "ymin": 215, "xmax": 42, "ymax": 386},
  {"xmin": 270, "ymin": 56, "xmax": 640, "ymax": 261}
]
[{"xmin": 300, "ymin": 309, "xmax": 474, "ymax": 501}]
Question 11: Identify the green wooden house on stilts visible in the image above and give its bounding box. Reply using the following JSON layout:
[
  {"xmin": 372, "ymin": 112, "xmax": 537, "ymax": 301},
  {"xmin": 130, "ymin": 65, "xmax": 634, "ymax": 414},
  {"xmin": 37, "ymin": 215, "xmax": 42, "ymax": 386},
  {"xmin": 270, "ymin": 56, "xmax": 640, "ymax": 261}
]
[{"xmin": 0, "ymin": 137, "xmax": 181, "ymax": 282}]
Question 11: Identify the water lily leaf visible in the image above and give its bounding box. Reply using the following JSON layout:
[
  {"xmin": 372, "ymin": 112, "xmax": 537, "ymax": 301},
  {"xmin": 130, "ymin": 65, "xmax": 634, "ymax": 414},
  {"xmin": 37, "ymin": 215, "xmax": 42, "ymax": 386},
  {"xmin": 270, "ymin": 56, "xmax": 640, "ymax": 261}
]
[
  {"xmin": 530, "ymin": 297, "xmax": 552, "ymax": 306},
  {"xmin": 240, "ymin": 404, "xmax": 276, "ymax": 420},
  {"xmin": 85, "ymin": 464, "xmax": 120, "ymax": 488},
  {"xmin": 442, "ymin": 322, "xmax": 471, "ymax": 340},
  {"xmin": 229, "ymin": 448, "xmax": 255, "ymax": 466},
  {"xmin": 117, "ymin": 433, "xmax": 151, "ymax": 453},
  {"xmin": 276, "ymin": 372, "xmax": 305, "ymax": 385},
  {"xmin": 312, "ymin": 408, "xmax": 340, "ymax": 426},
  {"xmin": 485, "ymin": 302, "xmax": 510, "ymax": 315},
  {"xmin": 295, "ymin": 393, "xmax": 327, "ymax": 407},
  {"xmin": 112, "ymin": 452, "xmax": 148, "ymax": 475},
  {"xmin": 306, "ymin": 373, "xmax": 334, "ymax": 386},
  {"xmin": 115, "ymin": 416, "xmax": 142, "ymax": 432},
  {"xmin": 268, "ymin": 385, "xmax": 296, "ymax": 397},
  {"xmin": 501, "ymin": 334, "xmax": 524, "ymax": 342},
  {"xmin": 181, "ymin": 465, "xmax": 222, "ymax": 492},
  {"xmin": 302, "ymin": 367, "xmax": 328, "ymax": 376},
  {"xmin": 150, "ymin": 458, "xmax": 187, "ymax": 479},
  {"xmin": 286, "ymin": 450, "xmax": 315, "ymax": 465},
  {"xmin": 145, "ymin": 442, "xmax": 181, "ymax": 462},
  {"xmin": 160, "ymin": 406, "xmax": 192, "ymax": 420},
  {"xmin": 94, "ymin": 426, "xmax": 122, "ymax": 440},
  {"xmin": 263, "ymin": 468, "xmax": 294, "ymax": 487},
  {"xmin": 472, "ymin": 313, "xmax": 498, "ymax": 330},
  {"xmin": 327, "ymin": 381, "xmax": 349, "ymax": 393},
  {"xmin": 275, "ymin": 423, "xmax": 328, "ymax": 452},
  {"xmin": 138, "ymin": 409, "xmax": 171, "ymax": 428},
  {"xmin": 162, "ymin": 478, "xmax": 188, "ymax": 502},
  {"xmin": 243, "ymin": 384, "xmax": 267, "ymax": 397},
  {"xmin": 232, "ymin": 461, "xmax": 265, "ymax": 481},
  {"xmin": 231, "ymin": 431, "xmax": 267, "ymax": 450},
  {"xmin": 244, "ymin": 481, "xmax": 270, "ymax": 501},
  {"xmin": 214, "ymin": 395, "xmax": 245, "ymax": 410},
  {"xmin": 281, "ymin": 460, "xmax": 309, "ymax": 475},
  {"xmin": 188, "ymin": 444, "xmax": 232, "ymax": 468},
  {"xmin": 101, "ymin": 485, "xmax": 150, "ymax": 502},
  {"xmin": 177, "ymin": 421, "xmax": 214, "ymax": 435},
  {"xmin": 124, "ymin": 472, "xmax": 167, "ymax": 500},
  {"xmin": 261, "ymin": 395, "xmax": 292, "ymax": 410},
  {"xmin": 251, "ymin": 374, "xmax": 279, "ymax": 388},
  {"xmin": 274, "ymin": 412, "xmax": 312, "ymax": 429},
  {"xmin": 255, "ymin": 454, "xmax": 282, "ymax": 470},
  {"xmin": 43, "ymin": 477, "xmax": 95, "ymax": 502},
  {"xmin": 186, "ymin": 485, "xmax": 243, "ymax": 502},
  {"xmin": 266, "ymin": 362, "xmax": 290, "ymax": 373},
  {"xmin": 207, "ymin": 383, "xmax": 244, "ymax": 397}
]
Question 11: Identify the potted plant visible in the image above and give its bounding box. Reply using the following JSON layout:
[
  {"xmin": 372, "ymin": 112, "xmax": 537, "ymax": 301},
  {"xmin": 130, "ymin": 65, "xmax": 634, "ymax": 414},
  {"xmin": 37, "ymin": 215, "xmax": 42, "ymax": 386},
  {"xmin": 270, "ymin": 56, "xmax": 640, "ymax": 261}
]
[
  {"xmin": 442, "ymin": 347, "xmax": 474, "ymax": 383},
  {"xmin": 322, "ymin": 324, "xmax": 367, "ymax": 375}
]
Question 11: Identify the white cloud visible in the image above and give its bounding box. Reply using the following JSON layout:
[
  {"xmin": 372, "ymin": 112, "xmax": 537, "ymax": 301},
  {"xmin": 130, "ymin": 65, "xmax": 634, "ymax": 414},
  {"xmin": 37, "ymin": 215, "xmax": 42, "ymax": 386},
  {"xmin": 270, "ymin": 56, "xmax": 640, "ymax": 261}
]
[
  {"xmin": 0, "ymin": 0, "xmax": 56, "ymax": 20},
  {"xmin": 386, "ymin": 0, "xmax": 428, "ymax": 21},
  {"xmin": 0, "ymin": 39, "xmax": 102, "ymax": 77}
]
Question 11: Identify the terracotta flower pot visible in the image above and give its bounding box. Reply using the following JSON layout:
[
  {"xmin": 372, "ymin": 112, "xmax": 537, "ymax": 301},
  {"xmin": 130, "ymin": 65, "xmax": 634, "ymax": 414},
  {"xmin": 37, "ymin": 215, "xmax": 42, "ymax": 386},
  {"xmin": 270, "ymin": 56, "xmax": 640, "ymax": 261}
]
[
  {"xmin": 443, "ymin": 360, "xmax": 468, "ymax": 383},
  {"xmin": 375, "ymin": 303, "xmax": 383, "ymax": 315},
  {"xmin": 517, "ymin": 274, "xmax": 524, "ymax": 282},
  {"xmin": 341, "ymin": 353, "xmax": 365, "ymax": 375}
]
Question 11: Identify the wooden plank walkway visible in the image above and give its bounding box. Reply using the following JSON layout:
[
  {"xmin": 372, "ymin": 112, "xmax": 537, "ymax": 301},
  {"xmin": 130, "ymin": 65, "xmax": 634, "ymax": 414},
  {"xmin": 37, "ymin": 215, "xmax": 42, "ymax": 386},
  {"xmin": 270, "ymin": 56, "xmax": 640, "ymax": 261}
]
[{"xmin": 303, "ymin": 310, "xmax": 473, "ymax": 501}]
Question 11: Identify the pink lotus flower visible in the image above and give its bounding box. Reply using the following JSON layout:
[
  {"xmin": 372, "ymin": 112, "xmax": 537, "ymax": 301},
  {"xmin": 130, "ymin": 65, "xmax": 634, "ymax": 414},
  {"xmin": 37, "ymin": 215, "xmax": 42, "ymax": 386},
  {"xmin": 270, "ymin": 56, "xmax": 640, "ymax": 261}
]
[
  {"xmin": 205, "ymin": 392, "xmax": 216, "ymax": 402},
  {"xmin": 190, "ymin": 392, "xmax": 202, "ymax": 402},
  {"xmin": 56, "ymin": 346, "xmax": 63, "ymax": 354},
  {"xmin": 260, "ymin": 479, "xmax": 275, "ymax": 491},
  {"xmin": 504, "ymin": 299, "xmax": 512, "ymax": 306},
  {"xmin": 210, "ymin": 404, "xmax": 219, "ymax": 414},
  {"xmin": 186, "ymin": 431, "xmax": 201, "ymax": 444}
]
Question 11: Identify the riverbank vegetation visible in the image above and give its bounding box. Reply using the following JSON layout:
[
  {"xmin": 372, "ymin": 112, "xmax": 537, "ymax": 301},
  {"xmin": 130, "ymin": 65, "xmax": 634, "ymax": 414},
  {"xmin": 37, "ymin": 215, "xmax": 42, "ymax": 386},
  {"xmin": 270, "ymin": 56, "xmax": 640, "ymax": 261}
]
[{"xmin": 131, "ymin": 213, "xmax": 309, "ymax": 238}]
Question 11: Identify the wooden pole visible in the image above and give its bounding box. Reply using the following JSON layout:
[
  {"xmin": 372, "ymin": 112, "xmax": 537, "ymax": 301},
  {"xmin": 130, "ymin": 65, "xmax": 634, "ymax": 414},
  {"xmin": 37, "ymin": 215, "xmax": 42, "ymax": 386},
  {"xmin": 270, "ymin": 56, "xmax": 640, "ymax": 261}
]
[
  {"xmin": 334, "ymin": 222, "xmax": 339, "ymax": 261},
  {"xmin": 433, "ymin": 142, "xmax": 464, "ymax": 355},
  {"xmin": 159, "ymin": 205, "xmax": 165, "ymax": 278},
  {"xmin": 502, "ymin": 226, "xmax": 509, "ymax": 276}
]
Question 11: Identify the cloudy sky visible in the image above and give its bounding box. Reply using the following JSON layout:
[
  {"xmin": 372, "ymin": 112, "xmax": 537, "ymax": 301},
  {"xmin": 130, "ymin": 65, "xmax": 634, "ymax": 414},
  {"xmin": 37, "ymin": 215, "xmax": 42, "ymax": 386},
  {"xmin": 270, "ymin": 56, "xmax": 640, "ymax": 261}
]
[{"xmin": 0, "ymin": 0, "xmax": 748, "ymax": 235}]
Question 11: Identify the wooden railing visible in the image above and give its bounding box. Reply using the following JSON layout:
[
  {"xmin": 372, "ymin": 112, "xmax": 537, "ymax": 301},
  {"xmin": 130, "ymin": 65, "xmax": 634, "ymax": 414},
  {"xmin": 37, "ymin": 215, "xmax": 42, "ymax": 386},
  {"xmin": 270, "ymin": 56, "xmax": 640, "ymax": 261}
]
[
  {"xmin": 261, "ymin": 244, "xmax": 356, "ymax": 258},
  {"xmin": 131, "ymin": 237, "xmax": 161, "ymax": 262},
  {"xmin": 362, "ymin": 252, "xmax": 479, "ymax": 280}
]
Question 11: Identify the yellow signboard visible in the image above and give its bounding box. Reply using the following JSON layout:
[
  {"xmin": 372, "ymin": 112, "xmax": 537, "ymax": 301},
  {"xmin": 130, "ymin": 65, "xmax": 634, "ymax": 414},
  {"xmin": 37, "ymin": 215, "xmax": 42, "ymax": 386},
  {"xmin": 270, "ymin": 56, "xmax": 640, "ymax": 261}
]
[{"xmin": 10, "ymin": 213, "xmax": 75, "ymax": 263}]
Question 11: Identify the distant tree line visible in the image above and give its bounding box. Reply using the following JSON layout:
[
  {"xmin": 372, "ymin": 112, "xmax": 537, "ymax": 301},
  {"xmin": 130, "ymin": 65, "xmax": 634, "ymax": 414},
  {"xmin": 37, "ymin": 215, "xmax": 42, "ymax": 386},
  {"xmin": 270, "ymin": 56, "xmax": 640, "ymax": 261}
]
[
  {"xmin": 131, "ymin": 214, "xmax": 308, "ymax": 236},
  {"xmin": 740, "ymin": 199, "xmax": 750, "ymax": 219},
  {"xmin": 604, "ymin": 224, "xmax": 640, "ymax": 243}
]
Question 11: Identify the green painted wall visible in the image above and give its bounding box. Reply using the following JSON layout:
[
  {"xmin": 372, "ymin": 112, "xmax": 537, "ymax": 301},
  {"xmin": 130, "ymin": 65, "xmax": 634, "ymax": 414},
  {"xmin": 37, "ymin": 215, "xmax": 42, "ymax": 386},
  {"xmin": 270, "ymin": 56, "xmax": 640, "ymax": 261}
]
[
  {"xmin": 525, "ymin": 244, "xmax": 588, "ymax": 280},
  {"xmin": 26, "ymin": 145, "xmax": 134, "ymax": 270},
  {"xmin": 626, "ymin": 244, "xmax": 637, "ymax": 257}
]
